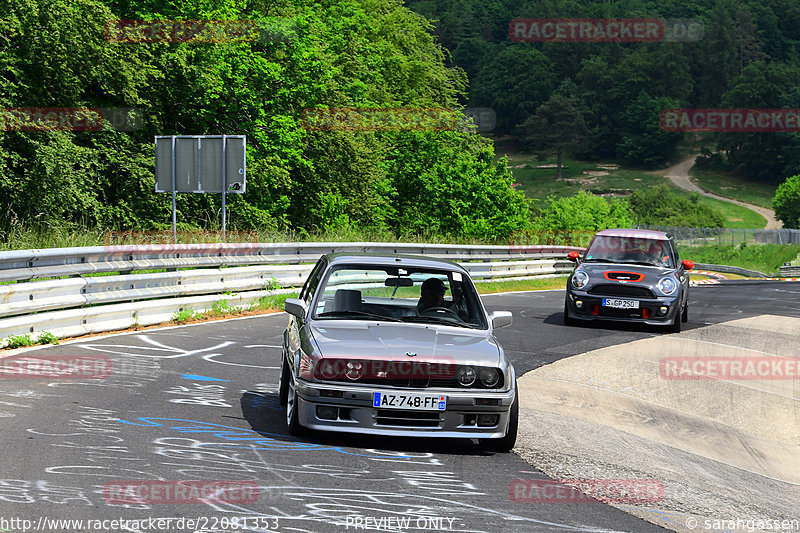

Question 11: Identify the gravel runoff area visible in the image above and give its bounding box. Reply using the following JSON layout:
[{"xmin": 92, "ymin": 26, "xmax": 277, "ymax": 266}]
[{"xmin": 514, "ymin": 314, "xmax": 800, "ymax": 532}]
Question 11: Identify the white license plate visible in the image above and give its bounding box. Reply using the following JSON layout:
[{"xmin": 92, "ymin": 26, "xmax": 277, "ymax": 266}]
[
  {"xmin": 602, "ymin": 298, "xmax": 639, "ymax": 309},
  {"xmin": 373, "ymin": 392, "xmax": 446, "ymax": 411}
]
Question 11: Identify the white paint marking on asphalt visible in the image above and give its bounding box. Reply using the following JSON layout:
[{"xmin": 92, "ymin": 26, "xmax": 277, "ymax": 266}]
[{"xmin": 202, "ymin": 353, "xmax": 278, "ymax": 369}]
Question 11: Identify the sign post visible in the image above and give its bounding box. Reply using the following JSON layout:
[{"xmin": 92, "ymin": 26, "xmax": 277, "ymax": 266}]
[{"xmin": 155, "ymin": 135, "xmax": 246, "ymax": 243}]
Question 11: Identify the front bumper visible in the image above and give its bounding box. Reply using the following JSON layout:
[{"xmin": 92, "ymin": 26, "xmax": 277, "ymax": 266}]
[
  {"xmin": 294, "ymin": 379, "xmax": 516, "ymax": 438},
  {"xmin": 565, "ymin": 289, "xmax": 681, "ymax": 326}
]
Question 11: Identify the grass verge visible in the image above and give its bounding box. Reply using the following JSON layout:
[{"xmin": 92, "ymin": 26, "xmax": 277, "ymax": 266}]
[
  {"xmin": 690, "ymin": 168, "xmax": 777, "ymax": 210},
  {"xmin": 679, "ymin": 244, "xmax": 800, "ymax": 275},
  {"xmin": 505, "ymin": 153, "xmax": 768, "ymax": 228},
  {"xmin": 474, "ymin": 276, "xmax": 568, "ymax": 294},
  {"xmin": 668, "ymin": 188, "xmax": 767, "ymax": 229},
  {"xmin": 170, "ymin": 293, "xmax": 297, "ymax": 325}
]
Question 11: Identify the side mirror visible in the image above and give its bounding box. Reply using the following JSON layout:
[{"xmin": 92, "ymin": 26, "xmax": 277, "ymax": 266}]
[
  {"xmin": 682, "ymin": 260, "xmax": 695, "ymax": 271},
  {"xmin": 567, "ymin": 251, "xmax": 581, "ymax": 263},
  {"xmin": 489, "ymin": 311, "xmax": 513, "ymax": 329},
  {"xmin": 284, "ymin": 298, "xmax": 308, "ymax": 319}
]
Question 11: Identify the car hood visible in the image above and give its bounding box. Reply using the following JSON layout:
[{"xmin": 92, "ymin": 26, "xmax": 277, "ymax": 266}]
[
  {"xmin": 308, "ymin": 321, "xmax": 500, "ymax": 365},
  {"xmin": 578, "ymin": 262, "xmax": 679, "ymax": 283}
]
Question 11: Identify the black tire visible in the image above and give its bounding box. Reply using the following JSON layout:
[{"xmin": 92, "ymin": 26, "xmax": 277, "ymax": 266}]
[
  {"xmin": 563, "ymin": 298, "xmax": 577, "ymax": 327},
  {"xmin": 668, "ymin": 309, "xmax": 682, "ymax": 333},
  {"xmin": 480, "ymin": 385, "xmax": 518, "ymax": 453},
  {"xmin": 681, "ymin": 302, "xmax": 689, "ymax": 323},
  {"xmin": 286, "ymin": 375, "xmax": 305, "ymax": 436},
  {"xmin": 278, "ymin": 355, "xmax": 290, "ymax": 405}
]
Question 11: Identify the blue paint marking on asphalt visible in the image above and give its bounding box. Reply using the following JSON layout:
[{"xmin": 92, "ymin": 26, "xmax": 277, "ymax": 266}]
[
  {"xmin": 181, "ymin": 374, "xmax": 229, "ymax": 382},
  {"xmin": 116, "ymin": 417, "xmax": 415, "ymax": 458}
]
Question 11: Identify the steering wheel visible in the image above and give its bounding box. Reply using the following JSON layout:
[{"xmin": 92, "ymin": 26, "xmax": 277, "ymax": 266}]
[{"xmin": 419, "ymin": 306, "xmax": 463, "ymax": 321}]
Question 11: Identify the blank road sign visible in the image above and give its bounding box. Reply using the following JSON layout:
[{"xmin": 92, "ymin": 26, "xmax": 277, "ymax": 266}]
[
  {"xmin": 225, "ymin": 136, "xmax": 246, "ymax": 193},
  {"xmin": 155, "ymin": 135, "xmax": 246, "ymax": 193},
  {"xmin": 200, "ymin": 138, "xmax": 223, "ymax": 192},
  {"xmin": 175, "ymin": 137, "xmax": 200, "ymax": 192}
]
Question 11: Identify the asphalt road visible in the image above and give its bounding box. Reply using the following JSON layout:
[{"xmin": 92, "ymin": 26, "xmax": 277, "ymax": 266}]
[{"xmin": 0, "ymin": 282, "xmax": 797, "ymax": 533}]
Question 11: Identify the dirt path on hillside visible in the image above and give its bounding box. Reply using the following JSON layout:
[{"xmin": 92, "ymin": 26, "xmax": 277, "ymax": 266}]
[{"xmin": 664, "ymin": 155, "xmax": 782, "ymax": 229}]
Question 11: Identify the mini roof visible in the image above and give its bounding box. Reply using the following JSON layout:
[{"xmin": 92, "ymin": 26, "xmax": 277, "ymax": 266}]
[{"xmin": 593, "ymin": 228, "xmax": 670, "ymax": 240}]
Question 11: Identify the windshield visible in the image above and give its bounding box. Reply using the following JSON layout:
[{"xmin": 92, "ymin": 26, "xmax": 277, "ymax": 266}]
[
  {"xmin": 312, "ymin": 265, "xmax": 488, "ymax": 329},
  {"xmin": 584, "ymin": 235, "xmax": 675, "ymax": 268}
]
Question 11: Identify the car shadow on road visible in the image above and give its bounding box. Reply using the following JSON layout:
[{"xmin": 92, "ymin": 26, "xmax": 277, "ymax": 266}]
[
  {"xmin": 239, "ymin": 390, "xmax": 497, "ymax": 456},
  {"xmin": 542, "ymin": 311, "xmax": 701, "ymax": 333}
]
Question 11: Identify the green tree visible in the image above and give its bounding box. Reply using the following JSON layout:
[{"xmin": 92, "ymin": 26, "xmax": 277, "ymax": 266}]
[
  {"xmin": 470, "ymin": 45, "xmax": 556, "ymax": 133},
  {"xmin": 616, "ymin": 92, "xmax": 682, "ymax": 168},
  {"xmin": 718, "ymin": 61, "xmax": 800, "ymax": 182},
  {"xmin": 773, "ymin": 174, "xmax": 800, "ymax": 228},
  {"xmin": 517, "ymin": 91, "xmax": 588, "ymax": 180}
]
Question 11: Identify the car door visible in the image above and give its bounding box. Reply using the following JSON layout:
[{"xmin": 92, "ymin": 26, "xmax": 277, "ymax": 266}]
[{"xmin": 285, "ymin": 257, "xmax": 327, "ymax": 372}]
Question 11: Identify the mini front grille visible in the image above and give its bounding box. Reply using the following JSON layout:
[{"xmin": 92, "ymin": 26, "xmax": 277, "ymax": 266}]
[
  {"xmin": 588, "ymin": 284, "xmax": 655, "ymax": 299},
  {"xmin": 375, "ymin": 409, "xmax": 441, "ymax": 427}
]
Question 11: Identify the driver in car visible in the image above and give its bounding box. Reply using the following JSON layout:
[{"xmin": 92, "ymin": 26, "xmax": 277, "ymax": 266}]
[
  {"xmin": 417, "ymin": 277, "xmax": 448, "ymax": 313},
  {"xmin": 417, "ymin": 277, "xmax": 469, "ymax": 320}
]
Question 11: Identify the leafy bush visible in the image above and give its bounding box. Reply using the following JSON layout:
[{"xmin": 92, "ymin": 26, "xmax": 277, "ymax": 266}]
[
  {"xmin": 531, "ymin": 191, "xmax": 633, "ymax": 230},
  {"xmin": 773, "ymin": 174, "xmax": 800, "ymax": 228},
  {"xmin": 37, "ymin": 331, "xmax": 59, "ymax": 345},
  {"xmin": 629, "ymin": 185, "xmax": 726, "ymax": 228},
  {"xmin": 4, "ymin": 334, "xmax": 36, "ymax": 349},
  {"xmin": 172, "ymin": 309, "xmax": 199, "ymax": 324}
]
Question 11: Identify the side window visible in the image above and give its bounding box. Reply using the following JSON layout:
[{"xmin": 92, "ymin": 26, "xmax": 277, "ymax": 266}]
[
  {"xmin": 670, "ymin": 239, "xmax": 680, "ymax": 265},
  {"xmin": 300, "ymin": 259, "xmax": 326, "ymax": 304}
]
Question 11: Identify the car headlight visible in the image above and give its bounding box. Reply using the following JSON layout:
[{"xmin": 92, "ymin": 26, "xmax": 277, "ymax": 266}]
[
  {"xmin": 479, "ymin": 367, "xmax": 500, "ymax": 388},
  {"xmin": 456, "ymin": 366, "xmax": 476, "ymax": 387},
  {"xmin": 657, "ymin": 277, "xmax": 678, "ymax": 295},
  {"xmin": 571, "ymin": 270, "xmax": 590, "ymax": 289},
  {"xmin": 299, "ymin": 352, "xmax": 315, "ymax": 379}
]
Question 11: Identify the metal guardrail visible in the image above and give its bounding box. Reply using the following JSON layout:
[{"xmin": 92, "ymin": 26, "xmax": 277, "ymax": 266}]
[
  {"xmin": 0, "ymin": 243, "xmax": 582, "ymax": 346},
  {"xmin": 779, "ymin": 265, "xmax": 800, "ymax": 277},
  {"xmin": 0, "ymin": 242, "xmax": 581, "ymax": 282},
  {"xmin": 694, "ymin": 263, "xmax": 768, "ymax": 278},
  {"xmin": 639, "ymin": 226, "xmax": 800, "ymax": 246}
]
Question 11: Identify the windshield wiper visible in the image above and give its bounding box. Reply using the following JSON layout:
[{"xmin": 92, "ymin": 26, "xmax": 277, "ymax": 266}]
[
  {"xmin": 582, "ymin": 258, "xmax": 613, "ymax": 263},
  {"xmin": 400, "ymin": 316, "xmax": 479, "ymax": 329},
  {"xmin": 317, "ymin": 311, "xmax": 401, "ymax": 322},
  {"xmin": 614, "ymin": 260, "xmax": 664, "ymax": 267}
]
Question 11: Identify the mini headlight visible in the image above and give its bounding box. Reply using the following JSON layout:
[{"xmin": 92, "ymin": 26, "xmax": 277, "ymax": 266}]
[
  {"xmin": 345, "ymin": 361, "xmax": 363, "ymax": 380},
  {"xmin": 456, "ymin": 366, "xmax": 476, "ymax": 387},
  {"xmin": 479, "ymin": 368, "xmax": 500, "ymax": 388},
  {"xmin": 657, "ymin": 277, "xmax": 678, "ymax": 295},
  {"xmin": 572, "ymin": 270, "xmax": 590, "ymax": 289}
]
